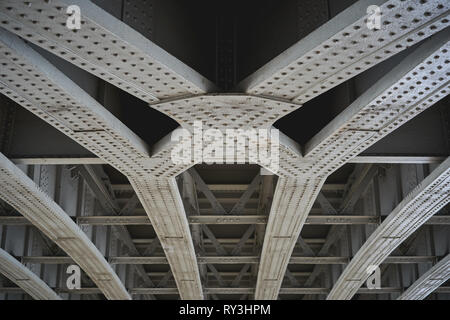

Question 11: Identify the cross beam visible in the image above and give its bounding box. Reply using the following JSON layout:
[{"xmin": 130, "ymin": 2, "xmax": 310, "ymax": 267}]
[
  {"xmin": 21, "ymin": 255, "xmax": 435, "ymax": 265},
  {"xmin": 76, "ymin": 165, "xmax": 155, "ymax": 299},
  {"xmin": 8, "ymin": 155, "xmax": 448, "ymax": 166},
  {"xmin": 7, "ymin": 286, "xmax": 447, "ymax": 296}
]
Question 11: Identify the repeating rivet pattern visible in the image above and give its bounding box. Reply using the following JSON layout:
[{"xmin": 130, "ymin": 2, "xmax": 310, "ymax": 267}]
[
  {"xmin": 0, "ymin": 30, "xmax": 202, "ymax": 299},
  {"xmin": 398, "ymin": 253, "xmax": 450, "ymax": 300},
  {"xmin": 0, "ymin": 0, "xmax": 214, "ymax": 103},
  {"xmin": 0, "ymin": 153, "xmax": 130, "ymax": 300},
  {"xmin": 328, "ymin": 158, "xmax": 450, "ymax": 300},
  {"xmin": 0, "ymin": 248, "xmax": 61, "ymax": 300},
  {"xmin": 241, "ymin": 0, "xmax": 450, "ymax": 104}
]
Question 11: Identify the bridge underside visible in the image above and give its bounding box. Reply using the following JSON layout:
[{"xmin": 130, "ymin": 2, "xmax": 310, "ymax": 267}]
[{"xmin": 0, "ymin": 0, "xmax": 449, "ymax": 301}]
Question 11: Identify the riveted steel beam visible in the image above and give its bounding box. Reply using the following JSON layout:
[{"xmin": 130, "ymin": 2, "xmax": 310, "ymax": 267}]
[
  {"xmin": 255, "ymin": 176, "xmax": 326, "ymax": 299},
  {"xmin": 4, "ymin": 285, "xmax": 450, "ymax": 296},
  {"xmin": 0, "ymin": 153, "xmax": 130, "ymax": 300},
  {"xmin": 0, "ymin": 0, "xmax": 216, "ymax": 103},
  {"xmin": 0, "ymin": 30, "xmax": 202, "ymax": 299},
  {"xmin": 7, "ymin": 155, "xmax": 448, "ymax": 166},
  {"xmin": 0, "ymin": 248, "xmax": 60, "ymax": 300},
  {"xmin": 239, "ymin": 0, "xmax": 450, "ymax": 103},
  {"xmin": 328, "ymin": 158, "xmax": 450, "ymax": 300},
  {"xmin": 21, "ymin": 255, "xmax": 435, "ymax": 266},
  {"xmin": 305, "ymin": 30, "xmax": 450, "ymax": 176},
  {"xmin": 398, "ymin": 254, "xmax": 450, "ymax": 300},
  {"xmin": 256, "ymin": 28, "xmax": 450, "ymax": 300}
]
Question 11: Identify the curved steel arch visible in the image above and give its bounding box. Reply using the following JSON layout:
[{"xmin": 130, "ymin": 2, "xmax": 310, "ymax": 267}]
[
  {"xmin": 398, "ymin": 254, "xmax": 450, "ymax": 300},
  {"xmin": 0, "ymin": 248, "xmax": 61, "ymax": 300},
  {"xmin": 0, "ymin": 30, "xmax": 201, "ymax": 299},
  {"xmin": 0, "ymin": 153, "xmax": 130, "ymax": 300},
  {"xmin": 328, "ymin": 158, "xmax": 450, "ymax": 300}
]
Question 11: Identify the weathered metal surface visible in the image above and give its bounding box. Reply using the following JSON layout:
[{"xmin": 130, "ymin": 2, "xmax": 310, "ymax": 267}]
[
  {"xmin": 0, "ymin": 153, "xmax": 130, "ymax": 300},
  {"xmin": 328, "ymin": 158, "xmax": 450, "ymax": 300},
  {"xmin": 0, "ymin": 248, "xmax": 60, "ymax": 300}
]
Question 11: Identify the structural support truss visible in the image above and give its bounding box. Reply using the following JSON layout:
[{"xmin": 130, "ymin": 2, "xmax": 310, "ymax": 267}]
[
  {"xmin": 0, "ymin": 0, "xmax": 216, "ymax": 103},
  {"xmin": 0, "ymin": 30, "xmax": 202, "ymax": 299},
  {"xmin": 398, "ymin": 254, "xmax": 450, "ymax": 300},
  {"xmin": 0, "ymin": 153, "xmax": 130, "ymax": 300},
  {"xmin": 255, "ymin": 177, "xmax": 325, "ymax": 299},
  {"xmin": 239, "ymin": 0, "xmax": 450, "ymax": 103},
  {"xmin": 0, "ymin": 248, "xmax": 60, "ymax": 300},
  {"xmin": 255, "ymin": 28, "xmax": 450, "ymax": 299},
  {"xmin": 328, "ymin": 158, "xmax": 450, "ymax": 300},
  {"xmin": 21, "ymin": 255, "xmax": 435, "ymax": 266},
  {"xmin": 0, "ymin": 0, "xmax": 449, "ymax": 301}
]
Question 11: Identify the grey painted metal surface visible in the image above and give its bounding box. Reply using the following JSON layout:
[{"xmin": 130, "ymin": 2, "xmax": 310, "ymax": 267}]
[
  {"xmin": 0, "ymin": 30, "xmax": 202, "ymax": 299},
  {"xmin": 256, "ymin": 28, "xmax": 450, "ymax": 299},
  {"xmin": 328, "ymin": 158, "xmax": 450, "ymax": 300},
  {"xmin": 0, "ymin": 0, "xmax": 216, "ymax": 103},
  {"xmin": 0, "ymin": 0, "xmax": 448, "ymax": 301},
  {"xmin": 19, "ymin": 255, "xmax": 436, "ymax": 266},
  {"xmin": 0, "ymin": 213, "xmax": 386, "ymax": 228},
  {"xmin": 239, "ymin": 0, "xmax": 449, "ymax": 103},
  {"xmin": 0, "ymin": 248, "xmax": 60, "ymax": 300},
  {"xmin": 255, "ymin": 177, "xmax": 325, "ymax": 299},
  {"xmin": 0, "ymin": 153, "xmax": 130, "ymax": 299},
  {"xmin": 7, "ymin": 156, "xmax": 449, "ymax": 166},
  {"xmin": 398, "ymin": 254, "xmax": 450, "ymax": 300}
]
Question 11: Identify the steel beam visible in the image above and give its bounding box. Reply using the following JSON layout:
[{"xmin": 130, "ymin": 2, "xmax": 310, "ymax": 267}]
[
  {"xmin": 188, "ymin": 168, "xmax": 226, "ymax": 215},
  {"xmin": 328, "ymin": 158, "xmax": 450, "ymax": 300},
  {"xmin": 129, "ymin": 287, "xmax": 426, "ymax": 295},
  {"xmin": 398, "ymin": 254, "xmax": 450, "ymax": 300},
  {"xmin": 150, "ymin": 94, "xmax": 301, "ymax": 136},
  {"xmin": 21, "ymin": 255, "xmax": 434, "ymax": 266},
  {"xmin": 8, "ymin": 155, "xmax": 449, "ymax": 166},
  {"xmin": 190, "ymin": 215, "xmax": 267, "ymax": 225},
  {"xmin": 256, "ymin": 28, "xmax": 450, "ymax": 299},
  {"xmin": 0, "ymin": 0, "xmax": 215, "ymax": 103},
  {"xmin": 255, "ymin": 176, "xmax": 326, "ymax": 299},
  {"xmin": 0, "ymin": 248, "xmax": 60, "ymax": 300},
  {"xmin": 349, "ymin": 156, "xmax": 447, "ymax": 164},
  {"xmin": 302, "ymin": 166, "xmax": 379, "ymax": 296},
  {"xmin": 77, "ymin": 165, "xmax": 155, "ymax": 299},
  {"xmin": 3, "ymin": 286, "xmax": 449, "ymax": 296},
  {"xmin": 0, "ymin": 30, "xmax": 202, "ymax": 299},
  {"xmin": 73, "ymin": 215, "xmax": 379, "ymax": 225},
  {"xmin": 22, "ymin": 257, "xmax": 75, "ymax": 264},
  {"xmin": 0, "ymin": 153, "xmax": 130, "ymax": 299},
  {"xmin": 304, "ymin": 31, "xmax": 450, "ymax": 176},
  {"xmin": 0, "ymin": 0, "xmax": 448, "ymax": 303},
  {"xmin": 238, "ymin": 0, "xmax": 449, "ymax": 103},
  {"xmin": 5, "ymin": 214, "xmax": 391, "ymax": 227},
  {"xmin": 26, "ymin": 214, "xmax": 445, "ymax": 227},
  {"xmin": 147, "ymin": 271, "xmax": 310, "ymax": 278},
  {"xmin": 11, "ymin": 158, "xmax": 105, "ymax": 165},
  {"xmin": 229, "ymin": 175, "xmax": 262, "ymax": 215}
]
